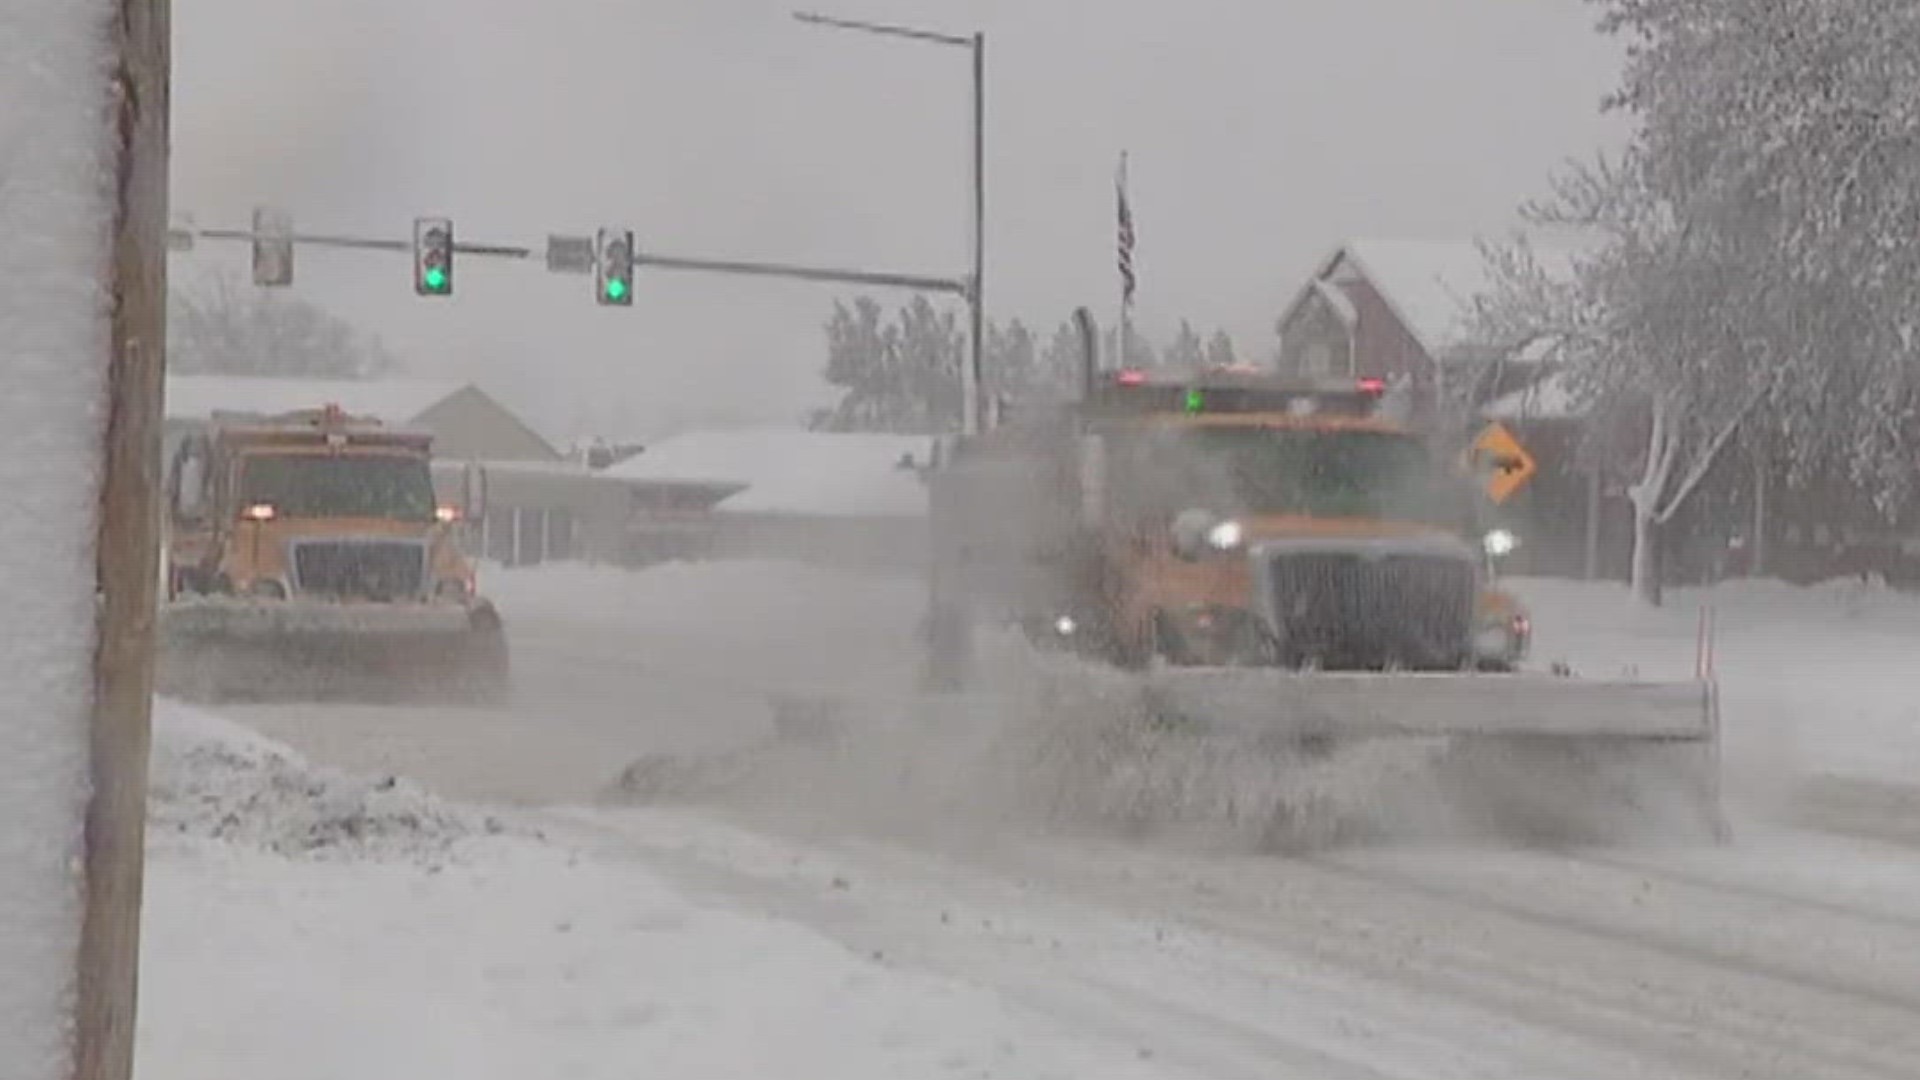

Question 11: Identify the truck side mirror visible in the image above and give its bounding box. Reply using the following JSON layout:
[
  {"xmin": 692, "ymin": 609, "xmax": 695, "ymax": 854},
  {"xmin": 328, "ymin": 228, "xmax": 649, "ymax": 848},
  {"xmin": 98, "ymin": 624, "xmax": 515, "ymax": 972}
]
[{"xmin": 170, "ymin": 437, "xmax": 207, "ymax": 521}]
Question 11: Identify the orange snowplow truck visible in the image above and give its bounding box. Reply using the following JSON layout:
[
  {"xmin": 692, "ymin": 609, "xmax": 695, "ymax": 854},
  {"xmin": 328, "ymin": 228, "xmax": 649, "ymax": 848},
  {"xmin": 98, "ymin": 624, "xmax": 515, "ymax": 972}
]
[
  {"xmin": 918, "ymin": 358, "xmax": 1724, "ymax": 843},
  {"xmin": 926, "ymin": 367, "xmax": 1531, "ymax": 675},
  {"xmin": 156, "ymin": 404, "xmax": 508, "ymax": 705}
]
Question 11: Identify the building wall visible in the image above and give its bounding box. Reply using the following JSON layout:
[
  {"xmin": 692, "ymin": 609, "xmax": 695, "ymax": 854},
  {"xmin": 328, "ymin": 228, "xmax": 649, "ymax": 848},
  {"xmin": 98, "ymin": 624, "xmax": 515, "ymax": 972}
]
[
  {"xmin": 431, "ymin": 462, "xmax": 631, "ymax": 567},
  {"xmin": 1276, "ymin": 294, "xmax": 1352, "ymax": 377},
  {"xmin": 1337, "ymin": 279, "xmax": 1434, "ymax": 390}
]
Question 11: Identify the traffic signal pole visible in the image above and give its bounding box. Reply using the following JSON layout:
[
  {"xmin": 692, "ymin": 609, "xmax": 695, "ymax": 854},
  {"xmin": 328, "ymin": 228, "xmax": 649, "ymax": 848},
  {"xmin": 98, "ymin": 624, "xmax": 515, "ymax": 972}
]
[{"xmin": 792, "ymin": 12, "xmax": 988, "ymax": 434}]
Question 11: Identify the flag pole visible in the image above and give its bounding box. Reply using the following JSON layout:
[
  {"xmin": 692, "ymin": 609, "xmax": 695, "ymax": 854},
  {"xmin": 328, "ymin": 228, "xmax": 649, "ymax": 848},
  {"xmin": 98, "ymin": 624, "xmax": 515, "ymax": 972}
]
[{"xmin": 1115, "ymin": 150, "xmax": 1133, "ymax": 371}]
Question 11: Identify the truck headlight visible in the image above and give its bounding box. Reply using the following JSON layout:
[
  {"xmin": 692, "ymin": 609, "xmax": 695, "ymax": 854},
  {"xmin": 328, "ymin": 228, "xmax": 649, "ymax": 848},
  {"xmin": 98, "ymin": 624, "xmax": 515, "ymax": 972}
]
[{"xmin": 1206, "ymin": 519, "xmax": 1246, "ymax": 552}]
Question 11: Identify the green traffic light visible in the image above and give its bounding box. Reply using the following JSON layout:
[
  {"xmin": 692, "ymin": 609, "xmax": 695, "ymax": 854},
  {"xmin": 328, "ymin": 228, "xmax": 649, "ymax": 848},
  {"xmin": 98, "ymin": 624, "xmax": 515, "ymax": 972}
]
[
  {"xmin": 605, "ymin": 278, "xmax": 628, "ymax": 300},
  {"xmin": 1184, "ymin": 387, "xmax": 1205, "ymax": 414},
  {"xmin": 423, "ymin": 267, "xmax": 448, "ymax": 291}
]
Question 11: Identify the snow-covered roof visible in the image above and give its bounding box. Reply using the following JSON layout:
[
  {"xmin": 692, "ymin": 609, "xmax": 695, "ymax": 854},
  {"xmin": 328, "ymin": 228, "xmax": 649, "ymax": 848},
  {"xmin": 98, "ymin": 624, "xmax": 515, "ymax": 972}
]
[
  {"xmin": 605, "ymin": 427, "xmax": 933, "ymax": 519},
  {"xmin": 165, "ymin": 375, "xmax": 468, "ymax": 426},
  {"xmin": 1285, "ymin": 236, "xmax": 1591, "ymax": 361},
  {"xmin": 1483, "ymin": 369, "xmax": 1583, "ymax": 421},
  {"xmin": 1335, "ymin": 239, "xmax": 1498, "ymax": 358}
]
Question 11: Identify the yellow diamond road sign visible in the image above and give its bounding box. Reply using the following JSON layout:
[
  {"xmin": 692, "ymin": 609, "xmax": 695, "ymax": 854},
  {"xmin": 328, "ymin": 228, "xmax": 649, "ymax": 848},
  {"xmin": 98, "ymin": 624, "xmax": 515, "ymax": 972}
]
[{"xmin": 1470, "ymin": 422, "xmax": 1537, "ymax": 504}]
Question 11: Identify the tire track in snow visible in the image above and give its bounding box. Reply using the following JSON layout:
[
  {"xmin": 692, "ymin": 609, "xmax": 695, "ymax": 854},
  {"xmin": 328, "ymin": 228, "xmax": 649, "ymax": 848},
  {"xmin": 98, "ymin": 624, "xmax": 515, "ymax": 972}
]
[
  {"xmin": 543, "ymin": 811, "xmax": 1447, "ymax": 1080},
  {"xmin": 1293, "ymin": 852, "xmax": 1920, "ymax": 1080},
  {"xmin": 1789, "ymin": 774, "xmax": 1920, "ymax": 850},
  {"xmin": 798, "ymin": 827, "xmax": 1920, "ymax": 1080},
  {"xmin": 1571, "ymin": 848, "xmax": 1920, "ymax": 936}
]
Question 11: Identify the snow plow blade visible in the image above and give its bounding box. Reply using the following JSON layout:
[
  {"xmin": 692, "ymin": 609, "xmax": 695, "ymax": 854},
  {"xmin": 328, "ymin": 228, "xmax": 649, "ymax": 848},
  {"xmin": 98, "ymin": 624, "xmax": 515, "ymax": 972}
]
[
  {"xmin": 1129, "ymin": 667, "xmax": 1727, "ymax": 846},
  {"xmin": 1140, "ymin": 670, "xmax": 1716, "ymax": 742},
  {"xmin": 155, "ymin": 597, "xmax": 511, "ymax": 707}
]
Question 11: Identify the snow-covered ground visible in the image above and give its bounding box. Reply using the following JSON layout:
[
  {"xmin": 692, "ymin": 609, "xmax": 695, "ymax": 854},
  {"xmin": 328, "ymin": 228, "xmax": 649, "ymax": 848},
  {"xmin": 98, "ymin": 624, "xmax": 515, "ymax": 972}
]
[
  {"xmin": 145, "ymin": 558, "xmax": 1920, "ymax": 1078},
  {"xmin": 137, "ymin": 703, "xmax": 1166, "ymax": 1080}
]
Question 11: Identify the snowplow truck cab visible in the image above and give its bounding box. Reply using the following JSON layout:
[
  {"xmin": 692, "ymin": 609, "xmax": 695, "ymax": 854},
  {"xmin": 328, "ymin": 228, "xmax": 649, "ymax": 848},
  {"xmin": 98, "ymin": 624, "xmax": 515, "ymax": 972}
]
[
  {"xmin": 930, "ymin": 369, "xmax": 1530, "ymax": 673},
  {"xmin": 156, "ymin": 403, "xmax": 509, "ymax": 705}
]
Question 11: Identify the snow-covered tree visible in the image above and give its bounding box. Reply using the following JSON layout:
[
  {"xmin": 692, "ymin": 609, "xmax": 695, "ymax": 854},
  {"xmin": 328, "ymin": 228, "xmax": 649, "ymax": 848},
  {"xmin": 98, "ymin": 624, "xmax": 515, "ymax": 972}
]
[
  {"xmin": 814, "ymin": 296, "xmax": 898, "ymax": 431},
  {"xmin": 814, "ymin": 293, "xmax": 964, "ymax": 433},
  {"xmin": 1469, "ymin": 0, "xmax": 1920, "ymax": 603},
  {"xmin": 1470, "ymin": 160, "xmax": 1773, "ymax": 604},
  {"xmin": 985, "ymin": 317, "xmax": 1041, "ymax": 404},
  {"xmin": 169, "ymin": 272, "xmax": 398, "ymax": 378},
  {"xmin": 1597, "ymin": 0, "xmax": 1920, "ymax": 507},
  {"xmin": 1204, "ymin": 329, "xmax": 1239, "ymax": 369},
  {"xmin": 1165, "ymin": 319, "xmax": 1205, "ymax": 370},
  {"xmin": 1103, "ymin": 323, "xmax": 1159, "ymax": 370},
  {"xmin": 1039, "ymin": 318, "xmax": 1090, "ymax": 397}
]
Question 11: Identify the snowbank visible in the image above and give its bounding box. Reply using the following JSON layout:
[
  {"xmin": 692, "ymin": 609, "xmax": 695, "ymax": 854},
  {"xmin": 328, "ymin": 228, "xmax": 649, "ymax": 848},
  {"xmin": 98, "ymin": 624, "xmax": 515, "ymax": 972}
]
[
  {"xmin": 137, "ymin": 700, "xmax": 1159, "ymax": 1079},
  {"xmin": 0, "ymin": 3, "xmax": 117, "ymax": 1076},
  {"xmin": 146, "ymin": 704, "xmax": 503, "ymax": 865}
]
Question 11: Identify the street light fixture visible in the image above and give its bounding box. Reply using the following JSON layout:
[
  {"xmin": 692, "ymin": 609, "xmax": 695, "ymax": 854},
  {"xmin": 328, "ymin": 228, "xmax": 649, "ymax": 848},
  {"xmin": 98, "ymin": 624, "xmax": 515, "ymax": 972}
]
[{"xmin": 793, "ymin": 10, "xmax": 987, "ymax": 436}]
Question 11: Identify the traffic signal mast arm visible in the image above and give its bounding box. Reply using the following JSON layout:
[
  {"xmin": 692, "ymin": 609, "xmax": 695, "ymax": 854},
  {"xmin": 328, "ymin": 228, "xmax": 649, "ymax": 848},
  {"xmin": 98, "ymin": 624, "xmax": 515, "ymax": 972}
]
[
  {"xmin": 170, "ymin": 219, "xmax": 967, "ymax": 298},
  {"xmin": 631, "ymin": 251, "xmax": 966, "ymax": 296},
  {"xmin": 187, "ymin": 226, "xmax": 534, "ymax": 258}
]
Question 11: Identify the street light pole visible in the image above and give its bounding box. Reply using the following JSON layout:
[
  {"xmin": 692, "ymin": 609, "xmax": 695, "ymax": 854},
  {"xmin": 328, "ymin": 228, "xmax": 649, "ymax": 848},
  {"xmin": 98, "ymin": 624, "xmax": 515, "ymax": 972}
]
[
  {"xmin": 969, "ymin": 31, "xmax": 986, "ymax": 435},
  {"xmin": 794, "ymin": 11, "xmax": 988, "ymax": 435}
]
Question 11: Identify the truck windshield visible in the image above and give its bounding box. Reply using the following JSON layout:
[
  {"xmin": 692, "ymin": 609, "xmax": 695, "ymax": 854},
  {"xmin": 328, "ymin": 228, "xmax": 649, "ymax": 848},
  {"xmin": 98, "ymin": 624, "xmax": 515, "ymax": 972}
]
[
  {"xmin": 239, "ymin": 454, "xmax": 437, "ymax": 521},
  {"xmin": 1113, "ymin": 426, "xmax": 1468, "ymax": 527}
]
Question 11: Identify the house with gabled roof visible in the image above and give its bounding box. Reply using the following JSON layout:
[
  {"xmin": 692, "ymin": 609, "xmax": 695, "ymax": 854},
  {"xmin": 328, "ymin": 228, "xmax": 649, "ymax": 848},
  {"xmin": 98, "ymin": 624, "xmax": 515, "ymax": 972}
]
[{"xmin": 1274, "ymin": 237, "xmax": 1582, "ymax": 414}]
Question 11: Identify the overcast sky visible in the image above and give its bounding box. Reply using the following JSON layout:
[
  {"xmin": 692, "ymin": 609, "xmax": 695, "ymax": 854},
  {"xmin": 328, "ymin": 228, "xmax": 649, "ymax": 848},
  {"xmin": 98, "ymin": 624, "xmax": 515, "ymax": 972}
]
[{"xmin": 169, "ymin": 0, "xmax": 1630, "ymax": 443}]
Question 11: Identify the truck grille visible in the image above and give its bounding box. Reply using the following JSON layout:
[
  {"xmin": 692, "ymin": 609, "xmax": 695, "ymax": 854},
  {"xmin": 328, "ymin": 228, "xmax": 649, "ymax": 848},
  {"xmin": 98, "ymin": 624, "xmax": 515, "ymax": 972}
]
[
  {"xmin": 291, "ymin": 540, "xmax": 427, "ymax": 601},
  {"xmin": 1266, "ymin": 551, "xmax": 1475, "ymax": 667}
]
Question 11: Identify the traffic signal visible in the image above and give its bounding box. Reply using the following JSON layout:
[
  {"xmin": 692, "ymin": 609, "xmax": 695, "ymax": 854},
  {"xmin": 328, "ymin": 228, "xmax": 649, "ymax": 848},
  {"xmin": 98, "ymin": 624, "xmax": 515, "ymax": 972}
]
[
  {"xmin": 595, "ymin": 227, "xmax": 634, "ymax": 306},
  {"xmin": 252, "ymin": 206, "xmax": 293, "ymax": 287},
  {"xmin": 413, "ymin": 216, "xmax": 453, "ymax": 296}
]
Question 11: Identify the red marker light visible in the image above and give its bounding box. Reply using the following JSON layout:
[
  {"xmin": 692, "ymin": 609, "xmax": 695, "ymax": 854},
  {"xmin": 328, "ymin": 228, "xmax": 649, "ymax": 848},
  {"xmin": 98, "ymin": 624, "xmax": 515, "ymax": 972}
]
[
  {"xmin": 1116, "ymin": 369, "xmax": 1149, "ymax": 387},
  {"xmin": 1357, "ymin": 377, "xmax": 1387, "ymax": 395}
]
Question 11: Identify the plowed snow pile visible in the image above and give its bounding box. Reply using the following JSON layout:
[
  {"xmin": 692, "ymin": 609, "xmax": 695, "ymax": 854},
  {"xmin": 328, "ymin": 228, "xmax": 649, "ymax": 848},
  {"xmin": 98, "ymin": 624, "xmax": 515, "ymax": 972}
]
[
  {"xmin": 608, "ymin": 632, "xmax": 1702, "ymax": 851},
  {"xmin": 147, "ymin": 703, "xmax": 501, "ymax": 864}
]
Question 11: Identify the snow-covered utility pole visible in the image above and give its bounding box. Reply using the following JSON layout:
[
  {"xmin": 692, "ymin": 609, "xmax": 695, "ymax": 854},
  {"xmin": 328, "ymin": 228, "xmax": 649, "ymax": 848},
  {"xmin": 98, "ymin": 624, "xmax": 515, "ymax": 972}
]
[
  {"xmin": 0, "ymin": 0, "xmax": 164, "ymax": 1077},
  {"xmin": 77, "ymin": 0, "xmax": 170, "ymax": 1077}
]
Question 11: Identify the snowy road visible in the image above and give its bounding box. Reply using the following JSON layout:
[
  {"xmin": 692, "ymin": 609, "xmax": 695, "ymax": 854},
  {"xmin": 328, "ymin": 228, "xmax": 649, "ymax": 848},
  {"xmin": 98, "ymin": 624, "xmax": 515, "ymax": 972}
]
[{"xmin": 206, "ymin": 562, "xmax": 1920, "ymax": 1079}]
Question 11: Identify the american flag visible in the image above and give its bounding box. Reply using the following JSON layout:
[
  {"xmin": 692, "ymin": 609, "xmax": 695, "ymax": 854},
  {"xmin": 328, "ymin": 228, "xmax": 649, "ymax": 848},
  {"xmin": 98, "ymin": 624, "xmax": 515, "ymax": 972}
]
[{"xmin": 1116, "ymin": 152, "xmax": 1136, "ymax": 307}]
